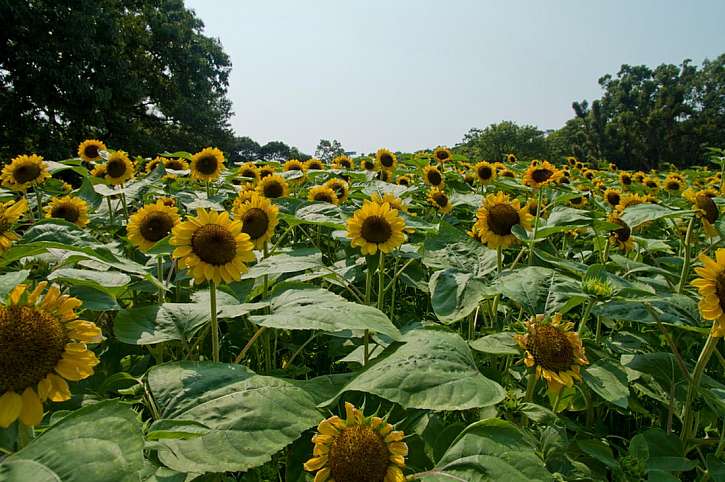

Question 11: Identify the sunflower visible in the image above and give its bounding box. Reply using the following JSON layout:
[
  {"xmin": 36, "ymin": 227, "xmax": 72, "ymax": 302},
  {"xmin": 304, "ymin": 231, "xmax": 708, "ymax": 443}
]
[
  {"xmin": 574, "ymin": 161, "xmax": 584, "ymax": 170},
  {"xmin": 644, "ymin": 176, "xmax": 659, "ymax": 190},
  {"xmin": 565, "ymin": 156, "xmax": 577, "ymax": 166},
  {"xmin": 500, "ymin": 169, "xmax": 515, "ymax": 179},
  {"xmin": 257, "ymin": 174, "xmax": 289, "ymax": 199},
  {"xmin": 615, "ymin": 192, "xmax": 649, "ymax": 213},
  {"xmin": 608, "ymin": 213, "xmax": 634, "ymax": 251},
  {"xmin": 568, "ymin": 194, "xmax": 588, "ymax": 208},
  {"xmin": 608, "ymin": 162, "xmax": 617, "ymax": 171},
  {"xmin": 581, "ymin": 169, "xmax": 596, "ymax": 181},
  {"xmin": 284, "ymin": 159, "xmax": 307, "ymax": 173},
  {"xmin": 633, "ymin": 171, "xmax": 646, "ymax": 183},
  {"xmin": 422, "ymin": 165, "xmax": 444, "ymax": 188},
  {"xmin": 127, "ymin": 200, "xmax": 180, "ymax": 251},
  {"xmin": 77, "ymin": 139, "xmax": 107, "ymax": 163},
  {"xmin": 105, "ymin": 150, "xmax": 135, "ymax": 185},
  {"xmin": 376, "ymin": 148, "xmax": 398, "ymax": 171},
  {"xmin": 0, "ymin": 282, "xmax": 102, "ymax": 428},
  {"xmin": 475, "ymin": 192, "xmax": 532, "ymax": 249},
  {"xmin": 361, "ymin": 157, "xmax": 376, "ymax": 171},
  {"xmin": 1, "ymin": 154, "xmax": 51, "ymax": 191},
  {"xmin": 473, "ymin": 161, "xmax": 496, "ymax": 185},
  {"xmin": 324, "ymin": 178, "xmax": 350, "ymax": 203},
  {"xmin": 604, "ymin": 188, "xmax": 621, "ymax": 208},
  {"xmin": 427, "ymin": 188, "xmax": 453, "ymax": 214},
  {"xmin": 432, "ymin": 146, "xmax": 452, "ymax": 164},
  {"xmin": 164, "ymin": 158, "xmax": 189, "ymax": 172},
  {"xmin": 693, "ymin": 193, "xmax": 720, "ymax": 238},
  {"xmin": 693, "ymin": 249, "xmax": 725, "ymax": 337},
  {"xmin": 396, "ymin": 175, "xmax": 412, "ymax": 187},
  {"xmin": 304, "ymin": 402, "xmax": 407, "ymax": 482},
  {"xmin": 308, "ymin": 185, "xmax": 339, "ymax": 205},
  {"xmin": 347, "ymin": 200, "xmax": 406, "ymax": 255},
  {"xmin": 44, "ymin": 196, "xmax": 89, "ymax": 227},
  {"xmin": 0, "ymin": 198, "xmax": 28, "ymax": 252},
  {"xmin": 157, "ymin": 196, "xmax": 177, "ymax": 208},
  {"xmin": 191, "ymin": 147, "xmax": 225, "ymax": 181},
  {"xmin": 523, "ymin": 160, "xmax": 562, "ymax": 188},
  {"xmin": 171, "ymin": 208, "xmax": 256, "ymax": 285},
  {"xmin": 145, "ymin": 156, "xmax": 164, "ymax": 173},
  {"xmin": 332, "ymin": 155, "xmax": 354, "ymax": 170},
  {"xmin": 238, "ymin": 162, "xmax": 260, "ymax": 182},
  {"xmin": 233, "ymin": 193, "xmax": 279, "ymax": 250},
  {"xmin": 506, "ymin": 153, "xmax": 518, "ymax": 163},
  {"xmin": 664, "ymin": 176, "xmax": 683, "ymax": 192},
  {"xmin": 258, "ymin": 165, "xmax": 276, "ymax": 179},
  {"xmin": 233, "ymin": 183, "xmax": 257, "ymax": 204},
  {"xmin": 371, "ymin": 192, "xmax": 410, "ymax": 214},
  {"xmin": 618, "ymin": 172, "xmax": 632, "ymax": 187},
  {"xmin": 377, "ymin": 170, "xmax": 393, "ymax": 183},
  {"xmin": 514, "ymin": 313, "xmax": 588, "ymax": 393},
  {"xmin": 306, "ymin": 158, "xmax": 324, "ymax": 171},
  {"xmin": 90, "ymin": 163, "xmax": 107, "ymax": 178}
]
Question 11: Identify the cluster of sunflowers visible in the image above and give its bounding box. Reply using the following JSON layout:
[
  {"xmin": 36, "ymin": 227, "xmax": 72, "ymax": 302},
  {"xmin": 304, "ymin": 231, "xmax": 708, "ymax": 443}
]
[{"xmin": 0, "ymin": 138, "xmax": 724, "ymax": 481}]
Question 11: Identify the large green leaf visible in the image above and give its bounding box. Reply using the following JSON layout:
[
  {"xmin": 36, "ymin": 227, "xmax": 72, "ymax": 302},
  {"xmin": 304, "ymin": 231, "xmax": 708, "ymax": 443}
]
[
  {"xmin": 422, "ymin": 222, "xmax": 498, "ymax": 276},
  {"xmin": 114, "ymin": 303, "xmax": 210, "ymax": 345},
  {"xmin": 146, "ymin": 362, "xmax": 322, "ymax": 473},
  {"xmin": 535, "ymin": 206, "xmax": 592, "ymax": 238},
  {"xmin": 620, "ymin": 203, "xmax": 692, "ymax": 229},
  {"xmin": 249, "ymin": 286, "xmax": 401, "ymax": 340},
  {"xmin": 470, "ymin": 332, "xmax": 519, "ymax": 355},
  {"xmin": 325, "ymin": 329, "xmax": 505, "ymax": 410},
  {"xmin": 279, "ymin": 202, "xmax": 346, "ymax": 229},
  {"xmin": 0, "ymin": 269, "xmax": 30, "ymax": 298},
  {"xmin": 593, "ymin": 295, "xmax": 699, "ymax": 327},
  {"xmin": 429, "ymin": 269, "xmax": 493, "ymax": 324},
  {"xmin": 48, "ymin": 268, "xmax": 131, "ymax": 295},
  {"xmin": 241, "ymin": 247, "xmax": 324, "ymax": 280},
  {"xmin": 0, "ymin": 460, "xmax": 60, "ymax": 481},
  {"xmin": 419, "ymin": 419, "xmax": 551, "ymax": 481},
  {"xmin": 496, "ymin": 266, "xmax": 585, "ymax": 315},
  {"xmin": 6, "ymin": 401, "xmax": 144, "ymax": 482},
  {"xmin": 582, "ymin": 359, "xmax": 630, "ymax": 409}
]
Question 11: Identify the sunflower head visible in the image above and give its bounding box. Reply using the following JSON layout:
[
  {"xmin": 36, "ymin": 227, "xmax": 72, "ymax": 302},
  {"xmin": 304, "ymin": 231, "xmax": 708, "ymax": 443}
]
[
  {"xmin": 361, "ymin": 157, "xmax": 376, "ymax": 171},
  {"xmin": 164, "ymin": 158, "xmax": 189, "ymax": 172},
  {"xmin": 644, "ymin": 177, "xmax": 659, "ymax": 190},
  {"xmin": 633, "ymin": 171, "xmax": 646, "ymax": 183},
  {"xmin": 91, "ymin": 163, "xmax": 107, "ymax": 178},
  {"xmin": 506, "ymin": 153, "xmax": 518, "ymax": 163},
  {"xmin": 191, "ymin": 147, "xmax": 225, "ymax": 181},
  {"xmin": 284, "ymin": 159, "xmax": 306, "ymax": 173},
  {"xmin": 233, "ymin": 193, "xmax": 279, "ymax": 250},
  {"xmin": 258, "ymin": 165, "xmax": 276, "ymax": 179},
  {"xmin": 566, "ymin": 156, "xmax": 577, "ymax": 166},
  {"xmin": 156, "ymin": 196, "xmax": 177, "ymax": 208},
  {"xmin": 0, "ymin": 198, "xmax": 28, "ymax": 252},
  {"xmin": 608, "ymin": 213, "xmax": 634, "ymax": 251},
  {"xmin": 306, "ymin": 158, "xmax": 324, "ymax": 171},
  {"xmin": 523, "ymin": 161, "xmax": 562, "ymax": 188},
  {"xmin": 257, "ymin": 174, "xmax": 289, "ymax": 199},
  {"xmin": 376, "ymin": 148, "xmax": 397, "ymax": 171},
  {"xmin": 127, "ymin": 200, "xmax": 181, "ymax": 251},
  {"xmin": 304, "ymin": 402, "xmax": 407, "ymax": 482},
  {"xmin": 427, "ymin": 188, "xmax": 452, "ymax": 214},
  {"xmin": 308, "ymin": 185, "xmax": 339, "ymax": 205},
  {"xmin": 347, "ymin": 200, "xmax": 406, "ymax": 255},
  {"xmin": 45, "ymin": 196, "xmax": 89, "ymax": 227},
  {"xmin": 608, "ymin": 162, "xmax": 617, "ymax": 171},
  {"xmin": 145, "ymin": 157, "xmax": 164, "ymax": 174},
  {"xmin": 693, "ymin": 249, "xmax": 725, "ymax": 337},
  {"xmin": 0, "ymin": 282, "xmax": 102, "ymax": 427},
  {"xmin": 475, "ymin": 192, "xmax": 533, "ymax": 249},
  {"xmin": 333, "ymin": 155, "xmax": 354, "ymax": 170},
  {"xmin": 615, "ymin": 193, "xmax": 649, "ymax": 213},
  {"xmin": 78, "ymin": 139, "xmax": 107, "ymax": 163},
  {"xmin": 396, "ymin": 175, "xmax": 412, "ymax": 187},
  {"xmin": 324, "ymin": 178, "xmax": 350, "ymax": 203},
  {"xmin": 171, "ymin": 208, "xmax": 256, "ymax": 285},
  {"xmin": 1, "ymin": 154, "xmax": 51, "ymax": 191},
  {"xmin": 694, "ymin": 194, "xmax": 720, "ymax": 237},
  {"xmin": 604, "ymin": 188, "xmax": 621, "ymax": 208},
  {"xmin": 370, "ymin": 192, "xmax": 409, "ymax": 214},
  {"xmin": 105, "ymin": 151, "xmax": 135, "ymax": 185},
  {"xmin": 236, "ymin": 162, "xmax": 260, "ymax": 183},
  {"xmin": 514, "ymin": 314, "xmax": 588, "ymax": 393},
  {"xmin": 500, "ymin": 169, "xmax": 515, "ymax": 179},
  {"xmin": 619, "ymin": 172, "xmax": 632, "ymax": 186},
  {"xmin": 423, "ymin": 165, "xmax": 444, "ymax": 188},
  {"xmin": 473, "ymin": 161, "xmax": 496, "ymax": 185},
  {"xmin": 432, "ymin": 146, "xmax": 452, "ymax": 164},
  {"xmin": 568, "ymin": 193, "xmax": 588, "ymax": 208}
]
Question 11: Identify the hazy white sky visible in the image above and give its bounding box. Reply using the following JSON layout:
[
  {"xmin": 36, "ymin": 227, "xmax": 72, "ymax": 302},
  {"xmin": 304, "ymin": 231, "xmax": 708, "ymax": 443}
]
[{"xmin": 186, "ymin": 0, "xmax": 725, "ymax": 155}]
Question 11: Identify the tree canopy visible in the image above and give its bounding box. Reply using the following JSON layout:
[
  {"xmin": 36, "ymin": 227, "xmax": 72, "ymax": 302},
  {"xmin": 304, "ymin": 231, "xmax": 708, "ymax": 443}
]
[{"xmin": 456, "ymin": 121, "xmax": 549, "ymax": 162}]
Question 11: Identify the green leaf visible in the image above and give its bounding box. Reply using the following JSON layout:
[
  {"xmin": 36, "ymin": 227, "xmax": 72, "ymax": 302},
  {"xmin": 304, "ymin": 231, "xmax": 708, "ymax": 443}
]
[
  {"xmin": 470, "ymin": 332, "xmax": 519, "ymax": 355},
  {"xmin": 582, "ymin": 360, "xmax": 630, "ymax": 409},
  {"xmin": 0, "ymin": 460, "xmax": 60, "ymax": 481},
  {"xmin": 429, "ymin": 269, "xmax": 493, "ymax": 324},
  {"xmin": 241, "ymin": 247, "xmax": 324, "ymax": 280},
  {"xmin": 0, "ymin": 269, "xmax": 30, "ymax": 298},
  {"xmin": 279, "ymin": 202, "xmax": 346, "ymax": 229},
  {"xmin": 423, "ymin": 222, "xmax": 498, "ymax": 276},
  {"xmin": 577, "ymin": 439, "xmax": 619, "ymax": 468},
  {"xmin": 620, "ymin": 203, "xmax": 692, "ymax": 229},
  {"xmin": 6, "ymin": 401, "xmax": 144, "ymax": 482},
  {"xmin": 536, "ymin": 206, "xmax": 592, "ymax": 238},
  {"xmin": 249, "ymin": 286, "xmax": 400, "ymax": 339},
  {"xmin": 593, "ymin": 296, "xmax": 698, "ymax": 326},
  {"xmin": 48, "ymin": 268, "xmax": 131, "ymax": 295},
  {"xmin": 114, "ymin": 303, "xmax": 210, "ymax": 345},
  {"xmin": 146, "ymin": 362, "xmax": 322, "ymax": 473},
  {"xmin": 325, "ymin": 329, "xmax": 505, "ymax": 410},
  {"xmin": 497, "ymin": 267, "xmax": 584, "ymax": 315},
  {"xmin": 420, "ymin": 419, "xmax": 551, "ymax": 481}
]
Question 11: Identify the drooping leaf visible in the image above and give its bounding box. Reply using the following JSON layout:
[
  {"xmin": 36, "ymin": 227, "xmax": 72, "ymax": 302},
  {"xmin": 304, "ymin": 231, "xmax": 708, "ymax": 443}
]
[{"xmin": 429, "ymin": 269, "xmax": 494, "ymax": 324}]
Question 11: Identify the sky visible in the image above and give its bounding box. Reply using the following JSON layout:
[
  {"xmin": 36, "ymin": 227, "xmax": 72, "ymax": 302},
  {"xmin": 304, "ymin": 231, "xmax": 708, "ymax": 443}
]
[{"xmin": 186, "ymin": 0, "xmax": 725, "ymax": 155}]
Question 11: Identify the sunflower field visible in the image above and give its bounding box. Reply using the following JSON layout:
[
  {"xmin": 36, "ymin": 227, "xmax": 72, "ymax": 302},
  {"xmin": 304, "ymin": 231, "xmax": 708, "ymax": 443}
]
[{"xmin": 1, "ymin": 142, "xmax": 725, "ymax": 482}]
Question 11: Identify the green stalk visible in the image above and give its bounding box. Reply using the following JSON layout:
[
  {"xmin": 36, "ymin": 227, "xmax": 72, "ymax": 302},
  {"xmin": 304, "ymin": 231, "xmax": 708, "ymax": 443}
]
[
  {"xmin": 209, "ymin": 281, "xmax": 219, "ymax": 362},
  {"xmin": 119, "ymin": 189, "xmax": 129, "ymax": 221},
  {"xmin": 25, "ymin": 194, "xmax": 35, "ymax": 221},
  {"xmin": 106, "ymin": 197, "xmax": 114, "ymax": 224},
  {"xmin": 525, "ymin": 369, "xmax": 537, "ymax": 402},
  {"xmin": 677, "ymin": 216, "xmax": 696, "ymax": 294},
  {"xmin": 205, "ymin": 180, "xmax": 211, "ymax": 199},
  {"xmin": 363, "ymin": 256, "xmax": 373, "ymax": 365},
  {"xmin": 377, "ymin": 251, "xmax": 385, "ymax": 311},
  {"xmin": 157, "ymin": 256, "xmax": 165, "ymax": 304},
  {"xmin": 34, "ymin": 188, "xmax": 43, "ymax": 219},
  {"xmin": 496, "ymin": 246, "xmax": 503, "ymax": 274},
  {"xmin": 17, "ymin": 423, "xmax": 33, "ymax": 449},
  {"xmin": 681, "ymin": 332, "xmax": 719, "ymax": 442},
  {"xmin": 528, "ymin": 188, "xmax": 545, "ymax": 266},
  {"xmin": 577, "ymin": 298, "xmax": 595, "ymax": 335}
]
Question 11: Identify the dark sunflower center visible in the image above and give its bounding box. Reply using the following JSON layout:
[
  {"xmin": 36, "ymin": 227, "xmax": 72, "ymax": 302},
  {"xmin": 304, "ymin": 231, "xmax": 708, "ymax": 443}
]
[
  {"xmin": 166, "ymin": 160, "xmax": 185, "ymax": 170},
  {"xmin": 697, "ymin": 195, "xmax": 719, "ymax": 224},
  {"xmin": 260, "ymin": 169, "xmax": 273, "ymax": 179},
  {"xmin": 531, "ymin": 168, "xmax": 552, "ymax": 184},
  {"xmin": 436, "ymin": 151, "xmax": 448, "ymax": 161},
  {"xmin": 241, "ymin": 168, "xmax": 256, "ymax": 178},
  {"xmin": 196, "ymin": 156, "xmax": 219, "ymax": 175},
  {"xmin": 613, "ymin": 219, "xmax": 631, "ymax": 242},
  {"xmin": 622, "ymin": 175, "xmax": 632, "ymax": 185},
  {"xmin": 314, "ymin": 193, "xmax": 334, "ymax": 203},
  {"xmin": 607, "ymin": 192, "xmax": 621, "ymax": 206},
  {"xmin": 341, "ymin": 160, "xmax": 351, "ymax": 168},
  {"xmin": 140, "ymin": 212, "xmax": 175, "ymax": 242},
  {"xmin": 287, "ymin": 164, "xmax": 303, "ymax": 171},
  {"xmin": 398, "ymin": 178, "xmax": 409, "ymax": 186},
  {"xmin": 263, "ymin": 180, "xmax": 284, "ymax": 198},
  {"xmin": 107, "ymin": 158, "xmax": 128, "ymax": 178},
  {"xmin": 666, "ymin": 181, "xmax": 680, "ymax": 190},
  {"xmin": 361, "ymin": 216, "xmax": 393, "ymax": 244},
  {"xmin": 329, "ymin": 425, "xmax": 390, "ymax": 482},
  {"xmin": 433, "ymin": 193, "xmax": 448, "ymax": 207},
  {"xmin": 13, "ymin": 163, "xmax": 41, "ymax": 184},
  {"xmin": 308, "ymin": 162, "xmax": 322, "ymax": 170},
  {"xmin": 427, "ymin": 170, "xmax": 442, "ymax": 185},
  {"xmin": 380, "ymin": 154, "xmax": 394, "ymax": 167},
  {"xmin": 0, "ymin": 306, "xmax": 67, "ymax": 392},
  {"xmin": 191, "ymin": 224, "xmax": 237, "ymax": 265},
  {"xmin": 364, "ymin": 160, "xmax": 375, "ymax": 170},
  {"xmin": 571, "ymin": 197, "xmax": 583, "ymax": 205},
  {"xmin": 329, "ymin": 182, "xmax": 346, "ymax": 197},
  {"xmin": 84, "ymin": 145, "xmax": 100, "ymax": 159},
  {"xmin": 527, "ymin": 203, "xmax": 538, "ymax": 216},
  {"xmin": 646, "ymin": 180, "xmax": 657, "ymax": 188},
  {"xmin": 487, "ymin": 203, "xmax": 520, "ymax": 236},
  {"xmin": 585, "ymin": 172, "xmax": 594, "ymax": 180},
  {"xmin": 715, "ymin": 272, "xmax": 725, "ymax": 312},
  {"xmin": 527, "ymin": 324, "xmax": 575, "ymax": 372},
  {"xmin": 502, "ymin": 170, "xmax": 515, "ymax": 178},
  {"xmin": 51, "ymin": 203, "xmax": 80, "ymax": 223},
  {"xmin": 477, "ymin": 166, "xmax": 493, "ymax": 180},
  {"xmin": 241, "ymin": 208, "xmax": 269, "ymax": 240}
]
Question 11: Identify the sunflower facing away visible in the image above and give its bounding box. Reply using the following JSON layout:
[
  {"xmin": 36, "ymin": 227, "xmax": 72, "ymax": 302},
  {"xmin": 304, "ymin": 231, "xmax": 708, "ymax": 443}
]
[
  {"xmin": 376, "ymin": 148, "xmax": 397, "ymax": 171},
  {"xmin": 1, "ymin": 154, "xmax": 51, "ymax": 191},
  {"xmin": 474, "ymin": 192, "xmax": 532, "ymax": 249},
  {"xmin": 127, "ymin": 200, "xmax": 181, "ymax": 251},
  {"xmin": 608, "ymin": 213, "xmax": 634, "ymax": 252},
  {"xmin": 45, "ymin": 196, "xmax": 89, "ymax": 227},
  {"xmin": 0, "ymin": 198, "xmax": 28, "ymax": 252},
  {"xmin": 77, "ymin": 139, "xmax": 107, "ymax": 163},
  {"xmin": 171, "ymin": 208, "xmax": 256, "ymax": 285},
  {"xmin": 105, "ymin": 150, "xmax": 135, "ymax": 185},
  {"xmin": 233, "ymin": 193, "xmax": 279, "ymax": 250},
  {"xmin": 332, "ymin": 155, "xmax": 354, "ymax": 170},
  {"xmin": 422, "ymin": 165, "xmax": 444, "ymax": 188},
  {"xmin": 693, "ymin": 249, "xmax": 725, "ymax": 337},
  {"xmin": 0, "ymin": 282, "xmax": 102, "ymax": 427},
  {"xmin": 308, "ymin": 185, "xmax": 339, "ymax": 205},
  {"xmin": 523, "ymin": 160, "xmax": 562, "ymax": 188},
  {"xmin": 693, "ymin": 193, "xmax": 720, "ymax": 238},
  {"xmin": 257, "ymin": 174, "xmax": 289, "ymax": 199},
  {"xmin": 191, "ymin": 147, "xmax": 225, "ymax": 181},
  {"xmin": 514, "ymin": 313, "xmax": 588, "ymax": 393},
  {"xmin": 347, "ymin": 200, "xmax": 406, "ymax": 255},
  {"xmin": 306, "ymin": 158, "xmax": 324, "ymax": 171},
  {"xmin": 324, "ymin": 178, "xmax": 350, "ymax": 203},
  {"xmin": 304, "ymin": 401, "xmax": 408, "ymax": 482},
  {"xmin": 473, "ymin": 161, "xmax": 496, "ymax": 185},
  {"xmin": 432, "ymin": 146, "xmax": 452, "ymax": 164},
  {"xmin": 427, "ymin": 188, "xmax": 453, "ymax": 214}
]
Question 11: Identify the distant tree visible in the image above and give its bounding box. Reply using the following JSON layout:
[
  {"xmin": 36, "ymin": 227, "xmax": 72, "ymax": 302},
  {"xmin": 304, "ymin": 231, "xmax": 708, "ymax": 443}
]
[
  {"xmin": 0, "ymin": 0, "xmax": 236, "ymax": 161},
  {"xmin": 289, "ymin": 147, "xmax": 311, "ymax": 161},
  {"xmin": 233, "ymin": 137, "xmax": 261, "ymax": 162},
  {"xmin": 259, "ymin": 141, "xmax": 291, "ymax": 161},
  {"xmin": 314, "ymin": 139, "xmax": 345, "ymax": 162},
  {"xmin": 456, "ymin": 121, "xmax": 549, "ymax": 162}
]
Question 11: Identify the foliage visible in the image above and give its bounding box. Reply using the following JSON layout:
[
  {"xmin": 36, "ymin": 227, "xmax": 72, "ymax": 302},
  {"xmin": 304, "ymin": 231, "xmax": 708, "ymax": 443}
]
[{"xmin": 456, "ymin": 121, "xmax": 550, "ymax": 162}]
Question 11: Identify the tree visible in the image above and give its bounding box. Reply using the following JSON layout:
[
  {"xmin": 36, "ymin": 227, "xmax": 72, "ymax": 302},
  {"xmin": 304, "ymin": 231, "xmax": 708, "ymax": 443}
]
[
  {"xmin": 0, "ymin": 0, "xmax": 237, "ymax": 161},
  {"xmin": 456, "ymin": 121, "xmax": 549, "ymax": 162},
  {"xmin": 314, "ymin": 139, "xmax": 344, "ymax": 163},
  {"xmin": 259, "ymin": 141, "xmax": 291, "ymax": 161},
  {"xmin": 232, "ymin": 137, "xmax": 261, "ymax": 162}
]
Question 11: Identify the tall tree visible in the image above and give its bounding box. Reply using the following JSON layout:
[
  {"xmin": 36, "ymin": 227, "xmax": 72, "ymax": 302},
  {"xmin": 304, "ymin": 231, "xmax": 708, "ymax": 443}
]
[
  {"xmin": 456, "ymin": 121, "xmax": 549, "ymax": 162},
  {"xmin": 314, "ymin": 139, "xmax": 344, "ymax": 162}
]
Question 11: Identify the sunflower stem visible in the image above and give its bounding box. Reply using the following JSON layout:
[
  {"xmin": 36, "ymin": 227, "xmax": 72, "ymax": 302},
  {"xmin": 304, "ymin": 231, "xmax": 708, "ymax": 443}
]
[
  {"xmin": 282, "ymin": 332, "xmax": 317, "ymax": 369},
  {"xmin": 25, "ymin": 194, "xmax": 35, "ymax": 221},
  {"xmin": 677, "ymin": 216, "xmax": 696, "ymax": 294},
  {"xmin": 209, "ymin": 281, "xmax": 220, "ymax": 362},
  {"xmin": 527, "ymin": 188, "xmax": 545, "ymax": 266},
  {"xmin": 234, "ymin": 325, "xmax": 266, "ymax": 364},
  {"xmin": 364, "ymin": 259, "xmax": 373, "ymax": 365},
  {"xmin": 157, "ymin": 256, "xmax": 165, "ymax": 304},
  {"xmin": 377, "ymin": 251, "xmax": 385, "ymax": 311},
  {"xmin": 681, "ymin": 332, "xmax": 719, "ymax": 443},
  {"xmin": 17, "ymin": 423, "xmax": 33, "ymax": 449},
  {"xmin": 34, "ymin": 188, "xmax": 43, "ymax": 219},
  {"xmin": 119, "ymin": 188, "xmax": 129, "ymax": 222},
  {"xmin": 577, "ymin": 299, "xmax": 594, "ymax": 336},
  {"xmin": 496, "ymin": 246, "xmax": 503, "ymax": 274},
  {"xmin": 205, "ymin": 180, "xmax": 211, "ymax": 199},
  {"xmin": 106, "ymin": 196, "xmax": 114, "ymax": 224}
]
